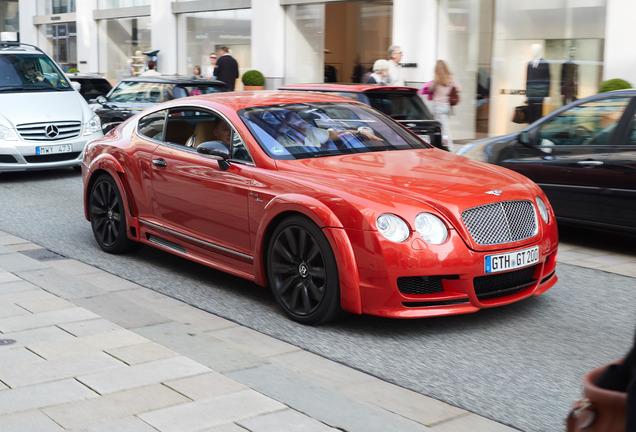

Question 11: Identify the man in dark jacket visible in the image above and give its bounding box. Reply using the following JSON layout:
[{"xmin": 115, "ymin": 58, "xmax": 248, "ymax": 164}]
[{"xmin": 215, "ymin": 46, "xmax": 239, "ymax": 91}]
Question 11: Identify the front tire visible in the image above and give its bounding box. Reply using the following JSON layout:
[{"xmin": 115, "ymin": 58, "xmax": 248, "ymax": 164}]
[
  {"xmin": 89, "ymin": 174, "xmax": 136, "ymax": 254},
  {"xmin": 267, "ymin": 215, "xmax": 341, "ymax": 325}
]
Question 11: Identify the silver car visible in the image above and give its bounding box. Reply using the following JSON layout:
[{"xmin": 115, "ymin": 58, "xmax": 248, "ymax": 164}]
[{"xmin": 0, "ymin": 42, "xmax": 103, "ymax": 173}]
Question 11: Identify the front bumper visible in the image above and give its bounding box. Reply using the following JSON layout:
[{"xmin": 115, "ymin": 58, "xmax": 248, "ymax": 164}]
[
  {"xmin": 0, "ymin": 132, "xmax": 103, "ymax": 172},
  {"xmin": 344, "ymin": 227, "xmax": 558, "ymax": 318}
]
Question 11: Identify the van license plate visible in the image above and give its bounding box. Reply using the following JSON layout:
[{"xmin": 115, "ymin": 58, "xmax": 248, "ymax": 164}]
[
  {"xmin": 36, "ymin": 144, "xmax": 73, "ymax": 155},
  {"xmin": 418, "ymin": 134, "xmax": 431, "ymax": 144},
  {"xmin": 485, "ymin": 246, "xmax": 539, "ymax": 274}
]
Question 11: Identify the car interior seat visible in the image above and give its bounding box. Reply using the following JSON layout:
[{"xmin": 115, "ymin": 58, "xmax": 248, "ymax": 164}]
[
  {"xmin": 186, "ymin": 121, "xmax": 217, "ymax": 148},
  {"xmin": 164, "ymin": 119, "xmax": 195, "ymax": 146}
]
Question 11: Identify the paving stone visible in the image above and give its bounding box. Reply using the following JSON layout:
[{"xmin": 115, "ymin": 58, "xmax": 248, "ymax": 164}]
[
  {"xmin": 17, "ymin": 296, "xmax": 76, "ymax": 313},
  {"xmin": 238, "ymin": 409, "xmax": 332, "ymax": 432},
  {"xmin": 16, "ymin": 268, "xmax": 107, "ymax": 299},
  {"xmin": 106, "ymin": 341, "xmax": 179, "ymax": 365},
  {"xmin": 164, "ymin": 371, "xmax": 247, "ymax": 400},
  {"xmin": 0, "ymin": 232, "xmax": 27, "ymax": 247},
  {"xmin": 0, "ymin": 379, "xmax": 98, "ymax": 415},
  {"xmin": 57, "ymin": 318, "xmax": 123, "ymax": 337},
  {"xmin": 42, "ymin": 383, "xmax": 191, "ymax": 430},
  {"xmin": 209, "ymin": 325, "xmax": 300, "ymax": 359},
  {"xmin": 227, "ymin": 365, "xmax": 431, "ymax": 432},
  {"xmin": 0, "ymin": 306, "xmax": 99, "ymax": 333},
  {"xmin": 78, "ymin": 356, "xmax": 211, "ymax": 394},
  {"xmin": 75, "ymin": 271, "xmax": 145, "ymax": 293},
  {"xmin": 340, "ymin": 378, "xmax": 467, "ymax": 426},
  {"xmin": 45, "ymin": 258, "xmax": 103, "ymax": 275},
  {"xmin": 136, "ymin": 322, "xmax": 266, "ymax": 373},
  {"xmin": 429, "ymin": 412, "xmax": 519, "ymax": 431},
  {"xmin": 29, "ymin": 329, "xmax": 148, "ymax": 360},
  {"xmin": 72, "ymin": 294, "xmax": 170, "ymax": 329},
  {"xmin": 0, "ymin": 269, "xmax": 20, "ymax": 283},
  {"xmin": 0, "ymin": 351, "xmax": 125, "ymax": 388},
  {"xmin": 70, "ymin": 416, "xmax": 161, "ymax": 432},
  {"xmin": 0, "ymin": 280, "xmax": 43, "ymax": 296},
  {"xmin": 0, "ymin": 252, "xmax": 48, "ymax": 272},
  {"xmin": 1, "ymin": 325, "xmax": 76, "ymax": 348},
  {"xmin": 197, "ymin": 423, "xmax": 253, "ymax": 432},
  {"xmin": 0, "ymin": 410, "xmax": 65, "ymax": 431},
  {"xmin": 152, "ymin": 303, "xmax": 237, "ymax": 332},
  {"xmin": 0, "ymin": 302, "xmax": 29, "ymax": 319},
  {"xmin": 114, "ymin": 287, "xmax": 187, "ymax": 310},
  {"xmin": 139, "ymin": 389, "xmax": 286, "ymax": 431},
  {"xmin": 0, "ymin": 346, "xmax": 45, "ymax": 368}
]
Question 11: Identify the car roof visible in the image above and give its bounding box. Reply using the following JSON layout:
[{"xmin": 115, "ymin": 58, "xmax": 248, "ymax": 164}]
[
  {"xmin": 160, "ymin": 90, "xmax": 369, "ymax": 111},
  {"xmin": 0, "ymin": 42, "xmax": 44, "ymax": 54},
  {"xmin": 280, "ymin": 83, "xmax": 419, "ymax": 94},
  {"xmin": 68, "ymin": 73, "xmax": 109, "ymax": 80},
  {"xmin": 119, "ymin": 75, "xmax": 226, "ymax": 86}
]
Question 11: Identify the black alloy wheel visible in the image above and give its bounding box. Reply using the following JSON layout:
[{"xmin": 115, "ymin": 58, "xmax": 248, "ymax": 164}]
[
  {"xmin": 89, "ymin": 174, "xmax": 135, "ymax": 254},
  {"xmin": 267, "ymin": 215, "xmax": 341, "ymax": 325}
]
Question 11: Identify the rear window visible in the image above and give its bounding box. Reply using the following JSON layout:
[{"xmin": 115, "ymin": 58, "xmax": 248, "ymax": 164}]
[
  {"xmin": 365, "ymin": 92, "xmax": 434, "ymax": 121},
  {"xmin": 108, "ymin": 81, "xmax": 225, "ymax": 103}
]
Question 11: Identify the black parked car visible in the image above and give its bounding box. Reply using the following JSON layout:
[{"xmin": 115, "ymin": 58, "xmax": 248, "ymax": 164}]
[
  {"xmin": 68, "ymin": 73, "xmax": 113, "ymax": 102},
  {"xmin": 280, "ymin": 83, "xmax": 445, "ymax": 150},
  {"xmin": 457, "ymin": 90, "xmax": 636, "ymax": 233},
  {"xmin": 94, "ymin": 75, "xmax": 228, "ymax": 132}
]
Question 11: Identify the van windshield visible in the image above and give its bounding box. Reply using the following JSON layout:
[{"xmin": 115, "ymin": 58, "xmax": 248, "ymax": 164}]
[{"xmin": 0, "ymin": 54, "xmax": 73, "ymax": 92}]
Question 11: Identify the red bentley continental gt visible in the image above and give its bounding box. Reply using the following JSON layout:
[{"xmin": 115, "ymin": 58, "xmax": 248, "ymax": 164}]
[{"xmin": 82, "ymin": 91, "xmax": 558, "ymax": 324}]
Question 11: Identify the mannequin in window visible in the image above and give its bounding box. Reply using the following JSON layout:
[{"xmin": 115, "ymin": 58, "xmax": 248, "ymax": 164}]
[
  {"xmin": 526, "ymin": 43, "xmax": 550, "ymax": 123},
  {"xmin": 561, "ymin": 46, "xmax": 578, "ymax": 106}
]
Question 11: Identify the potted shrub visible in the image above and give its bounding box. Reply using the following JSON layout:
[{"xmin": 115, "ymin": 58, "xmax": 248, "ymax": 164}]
[
  {"xmin": 599, "ymin": 78, "xmax": 632, "ymax": 93},
  {"xmin": 242, "ymin": 70, "xmax": 265, "ymax": 90}
]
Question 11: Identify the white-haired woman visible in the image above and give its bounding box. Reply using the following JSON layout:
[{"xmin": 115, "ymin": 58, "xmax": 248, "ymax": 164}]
[{"xmin": 367, "ymin": 59, "xmax": 389, "ymax": 85}]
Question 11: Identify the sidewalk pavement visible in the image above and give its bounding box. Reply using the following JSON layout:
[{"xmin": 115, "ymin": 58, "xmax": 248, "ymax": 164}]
[
  {"xmin": 5, "ymin": 233, "xmax": 636, "ymax": 432},
  {"xmin": 0, "ymin": 230, "xmax": 523, "ymax": 432}
]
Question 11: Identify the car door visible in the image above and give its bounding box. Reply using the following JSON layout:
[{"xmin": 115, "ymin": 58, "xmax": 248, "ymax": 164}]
[
  {"xmin": 498, "ymin": 96, "xmax": 632, "ymax": 224},
  {"xmin": 601, "ymin": 106, "xmax": 636, "ymax": 229},
  {"xmin": 148, "ymin": 107, "xmax": 253, "ymax": 261}
]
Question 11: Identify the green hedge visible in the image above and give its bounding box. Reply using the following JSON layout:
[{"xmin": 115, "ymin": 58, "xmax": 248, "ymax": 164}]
[
  {"xmin": 599, "ymin": 78, "xmax": 632, "ymax": 93},
  {"xmin": 241, "ymin": 70, "xmax": 265, "ymax": 86}
]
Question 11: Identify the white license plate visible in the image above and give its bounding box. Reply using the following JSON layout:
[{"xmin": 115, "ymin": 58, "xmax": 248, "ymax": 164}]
[
  {"xmin": 36, "ymin": 144, "xmax": 73, "ymax": 155},
  {"xmin": 484, "ymin": 246, "xmax": 539, "ymax": 274},
  {"xmin": 418, "ymin": 134, "xmax": 431, "ymax": 144}
]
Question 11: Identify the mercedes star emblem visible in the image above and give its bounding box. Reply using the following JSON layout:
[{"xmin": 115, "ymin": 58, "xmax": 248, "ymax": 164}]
[{"xmin": 45, "ymin": 124, "xmax": 59, "ymax": 138}]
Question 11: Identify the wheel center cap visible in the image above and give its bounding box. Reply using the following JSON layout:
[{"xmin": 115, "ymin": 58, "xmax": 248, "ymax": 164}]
[
  {"xmin": 298, "ymin": 262, "xmax": 309, "ymax": 278},
  {"xmin": 107, "ymin": 210, "xmax": 114, "ymax": 219}
]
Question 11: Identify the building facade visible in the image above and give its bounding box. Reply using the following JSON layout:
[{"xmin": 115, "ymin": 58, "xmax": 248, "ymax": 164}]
[{"xmin": 3, "ymin": 0, "xmax": 633, "ymax": 141}]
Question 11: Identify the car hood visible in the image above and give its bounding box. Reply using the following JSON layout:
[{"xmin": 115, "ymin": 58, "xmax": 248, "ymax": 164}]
[
  {"xmin": 0, "ymin": 91, "xmax": 89, "ymax": 127},
  {"xmin": 276, "ymin": 148, "xmax": 539, "ymax": 210}
]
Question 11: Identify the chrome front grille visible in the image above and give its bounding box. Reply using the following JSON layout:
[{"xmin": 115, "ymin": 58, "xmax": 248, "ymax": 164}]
[
  {"xmin": 461, "ymin": 200, "xmax": 537, "ymax": 245},
  {"xmin": 16, "ymin": 121, "xmax": 82, "ymax": 141}
]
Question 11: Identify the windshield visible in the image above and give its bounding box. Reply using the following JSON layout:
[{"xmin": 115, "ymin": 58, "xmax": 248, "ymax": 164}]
[
  {"xmin": 0, "ymin": 54, "xmax": 73, "ymax": 92},
  {"xmin": 107, "ymin": 81, "xmax": 225, "ymax": 103},
  {"xmin": 240, "ymin": 102, "xmax": 431, "ymax": 160}
]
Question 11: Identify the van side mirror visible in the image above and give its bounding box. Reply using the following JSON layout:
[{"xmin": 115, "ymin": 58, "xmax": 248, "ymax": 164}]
[{"xmin": 519, "ymin": 131, "xmax": 531, "ymax": 145}]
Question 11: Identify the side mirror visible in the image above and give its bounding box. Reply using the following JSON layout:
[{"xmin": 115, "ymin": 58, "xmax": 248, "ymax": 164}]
[
  {"xmin": 519, "ymin": 130, "xmax": 531, "ymax": 145},
  {"xmin": 71, "ymin": 81, "xmax": 81, "ymax": 92},
  {"xmin": 197, "ymin": 141, "xmax": 231, "ymax": 170},
  {"xmin": 96, "ymin": 95, "xmax": 108, "ymax": 105}
]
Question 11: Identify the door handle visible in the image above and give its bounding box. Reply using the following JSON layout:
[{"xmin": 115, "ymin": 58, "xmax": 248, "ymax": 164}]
[
  {"xmin": 152, "ymin": 158, "xmax": 167, "ymax": 167},
  {"xmin": 576, "ymin": 160, "xmax": 603, "ymax": 167}
]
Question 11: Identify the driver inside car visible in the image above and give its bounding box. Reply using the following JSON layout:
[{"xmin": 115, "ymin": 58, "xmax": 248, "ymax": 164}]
[{"xmin": 21, "ymin": 60, "xmax": 50, "ymax": 85}]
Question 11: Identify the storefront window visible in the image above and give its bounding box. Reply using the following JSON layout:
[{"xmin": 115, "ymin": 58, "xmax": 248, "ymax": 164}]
[
  {"xmin": 180, "ymin": 9, "xmax": 251, "ymax": 83},
  {"xmin": 37, "ymin": 0, "xmax": 75, "ymax": 15},
  {"xmin": 490, "ymin": 0, "xmax": 606, "ymax": 136},
  {"xmin": 0, "ymin": 1, "xmax": 19, "ymax": 33},
  {"xmin": 104, "ymin": 16, "xmax": 151, "ymax": 80},
  {"xmin": 43, "ymin": 23, "xmax": 77, "ymax": 71},
  {"xmin": 284, "ymin": 4, "xmax": 324, "ymax": 85}
]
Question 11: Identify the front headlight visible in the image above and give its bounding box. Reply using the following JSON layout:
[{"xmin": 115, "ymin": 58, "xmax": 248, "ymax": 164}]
[
  {"xmin": 376, "ymin": 214, "xmax": 410, "ymax": 243},
  {"xmin": 84, "ymin": 114, "xmax": 102, "ymax": 136},
  {"xmin": 0, "ymin": 124, "xmax": 18, "ymax": 141},
  {"xmin": 536, "ymin": 196, "xmax": 549, "ymax": 224},
  {"xmin": 415, "ymin": 213, "xmax": 448, "ymax": 244}
]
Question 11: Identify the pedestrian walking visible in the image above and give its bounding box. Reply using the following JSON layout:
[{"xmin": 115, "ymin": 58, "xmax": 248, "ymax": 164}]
[
  {"xmin": 366, "ymin": 60, "xmax": 389, "ymax": 85},
  {"xmin": 215, "ymin": 47, "xmax": 239, "ymax": 91},
  {"xmin": 386, "ymin": 45, "xmax": 404, "ymax": 86},
  {"xmin": 429, "ymin": 60, "xmax": 461, "ymax": 152}
]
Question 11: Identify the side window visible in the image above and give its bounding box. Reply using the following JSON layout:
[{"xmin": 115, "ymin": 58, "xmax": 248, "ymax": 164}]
[
  {"xmin": 537, "ymin": 97, "xmax": 630, "ymax": 147},
  {"xmin": 627, "ymin": 113, "xmax": 636, "ymax": 146},
  {"xmin": 230, "ymin": 129, "xmax": 253, "ymax": 163},
  {"xmin": 138, "ymin": 109, "xmax": 167, "ymax": 140}
]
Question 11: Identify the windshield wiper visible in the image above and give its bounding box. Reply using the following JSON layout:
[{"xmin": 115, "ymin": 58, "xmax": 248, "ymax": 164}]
[{"xmin": 0, "ymin": 86, "xmax": 26, "ymax": 92}]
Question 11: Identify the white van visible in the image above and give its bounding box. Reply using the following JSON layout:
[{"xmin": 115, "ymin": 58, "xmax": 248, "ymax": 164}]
[{"xmin": 0, "ymin": 42, "xmax": 103, "ymax": 172}]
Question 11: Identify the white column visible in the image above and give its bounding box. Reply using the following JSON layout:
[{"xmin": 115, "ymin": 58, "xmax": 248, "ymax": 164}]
[
  {"xmin": 603, "ymin": 0, "xmax": 636, "ymax": 85},
  {"xmin": 75, "ymin": 0, "xmax": 98, "ymax": 74},
  {"xmin": 251, "ymin": 0, "xmax": 286, "ymax": 89},
  {"xmin": 151, "ymin": 0, "xmax": 177, "ymax": 75},
  {"xmin": 18, "ymin": 0, "xmax": 38, "ymax": 44},
  {"xmin": 393, "ymin": 0, "xmax": 438, "ymax": 87}
]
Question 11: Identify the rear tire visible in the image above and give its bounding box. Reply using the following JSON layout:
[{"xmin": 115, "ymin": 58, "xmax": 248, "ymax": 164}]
[
  {"xmin": 267, "ymin": 215, "xmax": 342, "ymax": 325},
  {"xmin": 89, "ymin": 174, "xmax": 136, "ymax": 254}
]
